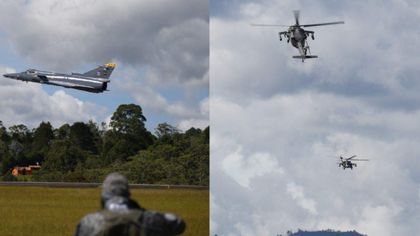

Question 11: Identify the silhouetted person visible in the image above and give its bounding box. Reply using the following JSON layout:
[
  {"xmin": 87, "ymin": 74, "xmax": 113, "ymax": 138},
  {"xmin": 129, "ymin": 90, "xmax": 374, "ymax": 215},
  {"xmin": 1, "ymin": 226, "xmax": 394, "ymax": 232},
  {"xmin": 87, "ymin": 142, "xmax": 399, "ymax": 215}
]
[{"xmin": 74, "ymin": 173, "xmax": 186, "ymax": 236}]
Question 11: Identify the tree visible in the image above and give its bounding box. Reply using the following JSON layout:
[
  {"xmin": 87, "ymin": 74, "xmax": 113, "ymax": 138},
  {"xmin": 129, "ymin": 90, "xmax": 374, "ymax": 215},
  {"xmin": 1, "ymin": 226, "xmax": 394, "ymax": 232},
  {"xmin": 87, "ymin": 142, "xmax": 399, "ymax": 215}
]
[
  {"xmin": 1, "ymin": 154, "xmax": 14, "ymax": 175},
  {"xmin": 104, "ymin": 139, "xmax": 134, "ymax": 163},
  {"xmin": 155, "ymin": 123, "xmax": 179, "ymax": 139},
  {"xmin": 9, "ymin": 124, "xmax": 32, "ymax": 154},
  {"xmin": 110, "ymin": 104, "xmax": 147, "ymax": 134},
  {"xmin": 0, "ymin": 104, "xmax": 209, "ymax": 186},
  {"xmin": 185, "ymin": 127, "xmax": 201, "ymax": 137},
  {"xmin": 9, "ymin": 124, "xmax": 31, "ymax": 142},
  {"xmin": 2, "ymin": 171, "xmax": 17, "ymax": 181},
  {"xmin": 0, "ymin": 121, "xmax": 10, "ymax": 143},
  {"xmin": 28, "ymin": 121, "xmax": 54, "ymax": 164},
  {"xmin": 107, "ymin": 104, "xmax": 154, "ymax": 156},
  {"xmin": 56, "ymin": 124, "xmax": 71, "ymax": 140},
  {"xmin": 87, "ymin": 120, "xmax": 103, "ymax": 154},
  {"xmin": 42, "ymin": 140, "xmax": 85, "ymax": 172},
  {"xmin": 32, "ymin": 121, "xmax": 54, "ymax": 151},
  {"xmin": 203, "ymin": 126, "xmax": 209, "ymax": 143},
  {"xmin": 0, "ymin": 139, "xmax": 9, "ymax": 161},
  {"xmin": 70, "ymin": 122, "xmax": 97, "ymax": 153}
]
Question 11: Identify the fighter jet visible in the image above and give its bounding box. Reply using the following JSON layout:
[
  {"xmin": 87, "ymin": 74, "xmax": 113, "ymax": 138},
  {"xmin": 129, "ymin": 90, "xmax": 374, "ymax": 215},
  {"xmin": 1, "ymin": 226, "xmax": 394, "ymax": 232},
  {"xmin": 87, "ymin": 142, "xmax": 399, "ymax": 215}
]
[{"xmin": 2, "ymin": 63, "xmax": 116, "ymax": 93}]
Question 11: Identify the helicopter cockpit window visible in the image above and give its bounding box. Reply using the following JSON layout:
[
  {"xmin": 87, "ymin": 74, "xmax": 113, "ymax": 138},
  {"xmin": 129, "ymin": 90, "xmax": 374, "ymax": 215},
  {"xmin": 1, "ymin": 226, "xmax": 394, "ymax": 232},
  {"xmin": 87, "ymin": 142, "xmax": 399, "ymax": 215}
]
[{"xmin": 26, "ymin": 69, "xmax": 36, "ymax": 74}]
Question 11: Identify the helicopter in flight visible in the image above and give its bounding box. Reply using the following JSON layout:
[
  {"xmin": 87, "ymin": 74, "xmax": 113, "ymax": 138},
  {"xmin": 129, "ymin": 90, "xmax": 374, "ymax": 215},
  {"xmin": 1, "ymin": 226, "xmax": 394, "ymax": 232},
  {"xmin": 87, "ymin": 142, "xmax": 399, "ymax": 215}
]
[
  {"xmin": 337, "ymin": 155, "xmax": 369, "ymax": 170},
  {"xmin": 252, "ymin": 10, "xmax": 344, "ymax": 62}
]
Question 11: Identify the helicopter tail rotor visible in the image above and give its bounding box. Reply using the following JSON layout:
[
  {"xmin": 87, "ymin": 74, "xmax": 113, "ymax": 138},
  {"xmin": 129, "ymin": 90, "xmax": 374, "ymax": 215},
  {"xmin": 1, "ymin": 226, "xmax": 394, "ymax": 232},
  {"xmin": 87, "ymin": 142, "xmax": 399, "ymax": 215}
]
[{"xmin": 293, "ymin": 10, "xmax": 300, "ymax": 25}]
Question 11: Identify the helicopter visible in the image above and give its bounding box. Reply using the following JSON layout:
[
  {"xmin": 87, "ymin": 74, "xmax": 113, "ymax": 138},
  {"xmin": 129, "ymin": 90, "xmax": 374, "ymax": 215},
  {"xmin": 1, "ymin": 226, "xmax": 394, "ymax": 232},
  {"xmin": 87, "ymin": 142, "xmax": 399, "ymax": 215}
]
[
  {"xmin": 251, "ymin": 10, "xmax": 344, "ymax": 62},
  {"xmin": 337, "ymin": 155, "xmax": 369, "ymax": 170}
]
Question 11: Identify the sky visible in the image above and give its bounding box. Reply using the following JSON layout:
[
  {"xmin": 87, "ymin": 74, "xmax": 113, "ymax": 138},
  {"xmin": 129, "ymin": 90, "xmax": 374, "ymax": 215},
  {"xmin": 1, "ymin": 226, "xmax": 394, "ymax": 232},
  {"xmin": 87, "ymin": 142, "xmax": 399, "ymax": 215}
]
[
  {"xmin": 210, "ymin": 0, "xmax": 420, "ymax": 235},
  {"xmin": 0, "ymin": 0, "xmax": 209, "ymax": 132}
]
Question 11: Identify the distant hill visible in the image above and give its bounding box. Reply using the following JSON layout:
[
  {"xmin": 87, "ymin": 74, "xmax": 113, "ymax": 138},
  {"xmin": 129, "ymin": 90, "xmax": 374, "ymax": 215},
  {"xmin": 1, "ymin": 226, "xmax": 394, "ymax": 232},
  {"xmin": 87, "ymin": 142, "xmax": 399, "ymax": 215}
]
[{"xmin": 288, "ymin": 229, "xmax": 366, "ymax": 236}]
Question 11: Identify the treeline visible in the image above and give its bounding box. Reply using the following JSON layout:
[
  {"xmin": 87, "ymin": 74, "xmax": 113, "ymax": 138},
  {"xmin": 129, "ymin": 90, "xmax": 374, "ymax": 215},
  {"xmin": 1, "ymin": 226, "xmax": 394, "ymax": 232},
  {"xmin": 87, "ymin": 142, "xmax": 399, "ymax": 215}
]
[{"xmin": 0, "ymin": 104, "xmax": 209, "ymax": 186}]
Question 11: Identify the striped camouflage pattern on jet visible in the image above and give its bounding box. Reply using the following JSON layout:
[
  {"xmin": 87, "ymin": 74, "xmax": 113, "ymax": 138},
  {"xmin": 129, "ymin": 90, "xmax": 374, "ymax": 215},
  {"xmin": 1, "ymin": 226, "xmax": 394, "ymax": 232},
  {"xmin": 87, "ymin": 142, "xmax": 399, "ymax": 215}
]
[{"xmin": 3, "ymin": 63, "xmax": 116, "ymax": 93}]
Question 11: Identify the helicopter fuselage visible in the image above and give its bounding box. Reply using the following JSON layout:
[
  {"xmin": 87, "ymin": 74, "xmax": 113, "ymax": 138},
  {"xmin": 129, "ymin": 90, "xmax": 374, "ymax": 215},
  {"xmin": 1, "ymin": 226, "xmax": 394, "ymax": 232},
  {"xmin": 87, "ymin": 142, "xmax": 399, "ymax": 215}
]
[
  {"xmin": 289, "ymin": 26, "xmax": 307, "ymax": 49},
  {"xmin": 253, "ymin": 10, "xmax": 343, "ymax": 62},
  {"xmin": 339, "ymin": 160, "xmax": 357, "ymax": 170}
]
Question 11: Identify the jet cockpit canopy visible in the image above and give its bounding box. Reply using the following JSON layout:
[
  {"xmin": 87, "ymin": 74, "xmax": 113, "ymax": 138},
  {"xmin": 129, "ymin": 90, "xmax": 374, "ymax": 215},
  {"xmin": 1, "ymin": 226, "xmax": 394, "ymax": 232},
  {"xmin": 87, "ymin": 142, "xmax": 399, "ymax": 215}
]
[{"xmin": 26, "ymin": 69, "xmax": 36, "ymax": 74}]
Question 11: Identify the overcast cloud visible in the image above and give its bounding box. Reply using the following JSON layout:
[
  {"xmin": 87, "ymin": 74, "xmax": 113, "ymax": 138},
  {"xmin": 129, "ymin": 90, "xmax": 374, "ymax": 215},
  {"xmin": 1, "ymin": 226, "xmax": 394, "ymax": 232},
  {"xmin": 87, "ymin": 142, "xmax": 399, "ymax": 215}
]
[
  {"xmin": 211, "ymin": 0, "xmax": 420, "ymax": 235},
  {"xmin": 0, "ymin": 0, "xmax": 208, "ymax": 130}
]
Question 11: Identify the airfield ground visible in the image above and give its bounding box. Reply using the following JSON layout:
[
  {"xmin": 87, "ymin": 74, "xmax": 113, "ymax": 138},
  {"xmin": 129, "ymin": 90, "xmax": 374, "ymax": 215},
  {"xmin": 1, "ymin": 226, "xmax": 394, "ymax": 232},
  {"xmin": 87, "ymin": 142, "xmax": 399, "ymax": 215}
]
[{"xmin": 0, "ymin": 186, "xmax": 208, "ymax": 236}]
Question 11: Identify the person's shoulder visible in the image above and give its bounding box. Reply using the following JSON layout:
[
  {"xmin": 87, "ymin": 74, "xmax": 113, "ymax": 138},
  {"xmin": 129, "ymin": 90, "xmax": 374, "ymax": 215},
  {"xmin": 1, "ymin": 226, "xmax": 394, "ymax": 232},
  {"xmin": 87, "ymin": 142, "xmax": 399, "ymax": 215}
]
[
  {"xmin": 142, "ymin": 211, "xmax": 186, "ymax": 235},
  {"xmin": 80, "ymin": 212, "xmax": 106, "ymax": 224},
  {"xmin": 74, "ymin": 212, "xmax": 106, "ymax": 236}
]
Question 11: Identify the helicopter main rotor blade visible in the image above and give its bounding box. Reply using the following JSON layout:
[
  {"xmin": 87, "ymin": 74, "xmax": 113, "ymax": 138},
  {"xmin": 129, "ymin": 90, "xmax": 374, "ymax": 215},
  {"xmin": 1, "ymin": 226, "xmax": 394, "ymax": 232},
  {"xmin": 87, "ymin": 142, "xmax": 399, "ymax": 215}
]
[
  {"xmin": 351, "ymin": 159, "xmax": 369, "ymax": 161},
  {"xmin": 250, "ymin": 24, "xmax": 290, "ymax": 27},
  {"xmin": 301, "ymin": 21, "xmax": 345, "ymax": 27},
  {"xmin": 347, "ymin": 155, "xmax": 357, "ymax": 160},
  {"xmin": 293, "ymin": 10, "xmax": 300, "ymax": 25}
]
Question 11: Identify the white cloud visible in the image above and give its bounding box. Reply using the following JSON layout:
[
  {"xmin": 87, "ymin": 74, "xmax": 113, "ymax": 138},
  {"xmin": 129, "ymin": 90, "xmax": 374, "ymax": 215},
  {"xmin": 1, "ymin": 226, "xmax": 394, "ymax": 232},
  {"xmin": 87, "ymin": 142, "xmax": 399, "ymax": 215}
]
[
  {"xmin": 177, "ymin": 97, "xmax": 209, "ymax": 130},
  {"xmin": 222, "ymin": 147, "xmax": 283, "ymax": 188},
  {"xmin": 286, "ymin": 182, "xmax": 318, "ymax": 215},
  {"xmin": 234, "ymin": 214, "xmax": 271, "ymax": 236},
  {"xmin": 210, "ymin": 1, "xmax": 420, "ymax": 233},
  {"xmin": 355, "ymin": 204, "xmax": 402, "ymax": 236},
  {"xmin": 177, "ymin": 119, "xmax": 208, "ymax": 131}
]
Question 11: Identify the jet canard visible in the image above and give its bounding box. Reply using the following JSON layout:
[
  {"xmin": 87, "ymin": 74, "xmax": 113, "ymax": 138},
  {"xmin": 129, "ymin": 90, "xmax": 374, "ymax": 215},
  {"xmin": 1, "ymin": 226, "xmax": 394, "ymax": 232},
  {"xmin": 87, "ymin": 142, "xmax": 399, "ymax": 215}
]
[{"xmin": 3, "ymin": 63, "xmax": 116, "ymax": 93}]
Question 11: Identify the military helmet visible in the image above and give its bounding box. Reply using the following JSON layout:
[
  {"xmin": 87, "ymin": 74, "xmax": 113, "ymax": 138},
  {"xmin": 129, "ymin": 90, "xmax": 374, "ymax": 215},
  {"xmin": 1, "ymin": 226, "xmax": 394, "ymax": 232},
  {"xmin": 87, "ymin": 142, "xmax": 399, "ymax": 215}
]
[{"xmin": 102, "ymin": 172, "xmax": 130, "ymax": 201}]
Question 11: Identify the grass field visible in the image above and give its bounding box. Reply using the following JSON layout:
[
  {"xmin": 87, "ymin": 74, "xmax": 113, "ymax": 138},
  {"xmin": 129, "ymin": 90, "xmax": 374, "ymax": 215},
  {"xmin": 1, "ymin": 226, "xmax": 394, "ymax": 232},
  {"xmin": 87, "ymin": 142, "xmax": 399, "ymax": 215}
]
[{"xmin": 0, "ymin": 186, "xmax": 208, "ymax": 236}]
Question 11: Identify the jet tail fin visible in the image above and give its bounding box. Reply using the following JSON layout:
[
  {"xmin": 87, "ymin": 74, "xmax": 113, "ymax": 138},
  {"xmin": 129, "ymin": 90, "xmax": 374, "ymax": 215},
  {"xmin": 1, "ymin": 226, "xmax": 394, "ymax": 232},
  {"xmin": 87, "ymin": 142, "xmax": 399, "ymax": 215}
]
[{"xmin": 83, "ymin": 63, "xmax": 116, "ymax": 79}]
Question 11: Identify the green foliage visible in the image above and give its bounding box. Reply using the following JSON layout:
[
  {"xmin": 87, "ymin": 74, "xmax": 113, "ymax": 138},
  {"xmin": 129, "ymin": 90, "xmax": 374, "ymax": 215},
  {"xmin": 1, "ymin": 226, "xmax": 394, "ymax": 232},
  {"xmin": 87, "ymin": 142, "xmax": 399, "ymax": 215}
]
[
  {"xmin": 2, "ymin": 171, "xmax": 17, "ymax": 181},
  {"xmin": 0, "ymin": 104, "xmax": 209, "ymax": 186},
  {"xmin": 0, "ymin": 121, "xmax": 9, "ymax": 143},
  {"xmin": 42, "ymin": 140, "xmax": 85, "ymax": 172},
  {"xmin": 1, "ymin": 154, "xmax": 14, "ymax": 175},
  {"xmin": 32, "ymin": 170, "xmax": 64, "ymax": 182},
  {"xmin": 104, "ymin": 138, "xmax": 134, "ymax": 162},
  {"xmin": 155, "ymin": 122, "xmax": 180, "ymax": 139},
  {"xmin": 70, "ymin": 122, "xmax": 97, "ymax": 153},
  {"xmin": 9, "ymin": 124, "xmax": 30, "ymax": 141},
  {"xmin": 0, "ymin": 139, "xmax": 9, "ymax": 161},
  {"xmin": 32, "ymin": 121, "xmax": 54, "ymax": 151},
  {"xmin": 121, "ymin": 125, "xmax": 209, "ymax": 185},
  {"xmin": 108, "ymin": 103, "xmax": 154, "ymax": 153},
  {"xmin": 29, "ymin": 121, "xmax": 54, "ymax": 164},
  {"xmin": 110, "ymin": 103, "xmax": 147, "ymax": 134},
  {"xmin": 56, "ymin": 124, "xmax": 71, "ymax": 140}
]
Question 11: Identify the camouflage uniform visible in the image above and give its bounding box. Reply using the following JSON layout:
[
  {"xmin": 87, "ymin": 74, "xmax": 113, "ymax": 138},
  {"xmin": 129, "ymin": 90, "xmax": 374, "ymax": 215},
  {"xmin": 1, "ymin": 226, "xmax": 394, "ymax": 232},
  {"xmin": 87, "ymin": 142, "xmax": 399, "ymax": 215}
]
[{"xmin": 74, "ymin": 173, "xmax": 186, "ymax": 236}]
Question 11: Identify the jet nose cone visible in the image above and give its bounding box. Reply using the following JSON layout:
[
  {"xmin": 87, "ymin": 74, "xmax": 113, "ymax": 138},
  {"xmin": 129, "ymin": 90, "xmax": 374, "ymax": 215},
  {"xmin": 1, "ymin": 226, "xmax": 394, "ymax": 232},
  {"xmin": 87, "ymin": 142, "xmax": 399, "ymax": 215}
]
[{"xmin": 3, "ymin": 73, "xmax": 17, "ymax": 78}]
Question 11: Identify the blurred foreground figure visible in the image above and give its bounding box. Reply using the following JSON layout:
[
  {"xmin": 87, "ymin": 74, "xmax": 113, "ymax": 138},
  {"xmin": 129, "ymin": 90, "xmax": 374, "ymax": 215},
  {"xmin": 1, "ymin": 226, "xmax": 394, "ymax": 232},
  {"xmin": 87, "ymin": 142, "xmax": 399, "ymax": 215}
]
[{"xmin": 74, "ymin": 173, "xmax": 186, "ymax": 236}]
